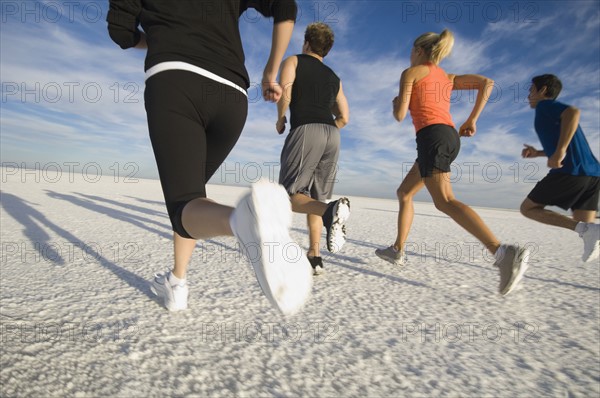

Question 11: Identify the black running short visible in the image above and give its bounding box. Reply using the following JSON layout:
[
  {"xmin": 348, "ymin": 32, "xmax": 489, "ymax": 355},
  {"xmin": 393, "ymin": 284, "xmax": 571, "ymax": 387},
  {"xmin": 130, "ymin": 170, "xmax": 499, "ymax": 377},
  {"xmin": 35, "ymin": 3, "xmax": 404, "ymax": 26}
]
[
  {"xmin": 528, "ymin": 172, "xmax": 600, "ymax": 211},
  {"xmin": 144, "ymin": 70, "xmax": 248, "ymax": 238},
  {"xmin": 415, "ymin": 124, "xmax": 461, "ymax": 178}
]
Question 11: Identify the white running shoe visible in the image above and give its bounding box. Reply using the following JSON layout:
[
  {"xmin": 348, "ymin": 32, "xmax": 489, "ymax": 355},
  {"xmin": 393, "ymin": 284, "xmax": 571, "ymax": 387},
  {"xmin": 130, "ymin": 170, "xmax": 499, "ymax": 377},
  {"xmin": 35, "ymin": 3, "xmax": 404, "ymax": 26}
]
[
  {"xmin": 150, "ymin": 271, "xmax": 189, "ymax": 311},
  {"xmin": 495, "ymin": 244, "xmax": 530, "ymax": 296},
  {"xmin": 580, "ymin": 223, "xmax": 600, "ymax": 263},
  {"xmin": 230, "ymin": 179, "xmax": 313, "ymax": 315}
]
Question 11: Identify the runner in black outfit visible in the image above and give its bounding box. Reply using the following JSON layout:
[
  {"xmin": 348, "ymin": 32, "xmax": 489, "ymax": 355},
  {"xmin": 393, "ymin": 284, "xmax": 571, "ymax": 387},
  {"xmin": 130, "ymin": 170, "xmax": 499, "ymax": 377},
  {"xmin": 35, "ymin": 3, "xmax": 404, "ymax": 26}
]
[{"xmin": 107, "ymin": 0, "xmax": 312, "ymax": 315}]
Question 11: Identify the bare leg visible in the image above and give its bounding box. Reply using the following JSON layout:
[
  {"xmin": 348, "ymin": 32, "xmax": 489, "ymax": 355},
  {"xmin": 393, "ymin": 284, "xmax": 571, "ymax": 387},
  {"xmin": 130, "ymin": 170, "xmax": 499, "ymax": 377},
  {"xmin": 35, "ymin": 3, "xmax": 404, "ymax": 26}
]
[
  {"xmin": 572, "ymin": 209, "xmax": 597, "ymax": 223},
  {"xmin": 307, "ymin": 214, "xmax": 323, "ymax": 257},
  {"xmin": 165, "ymin": 198, "xmax": 235, "ymax": 278},
  {"xmin": 290, "ymin": 193, "xmax": 328, "ymax": 216},
  {"xmin": 520, "ymin": 198, "xmax": 578, "ymax": 230},
  {"xmin": 173, "ymin": 232, "xmax": 196, "ymax": 279},
  {"xmin": 424, "ymin": 170, "xmax": 501, "ymax": 255},
  {"xmin": 394, "ymin": 162, "xmax": 426, "ymax": 250}
]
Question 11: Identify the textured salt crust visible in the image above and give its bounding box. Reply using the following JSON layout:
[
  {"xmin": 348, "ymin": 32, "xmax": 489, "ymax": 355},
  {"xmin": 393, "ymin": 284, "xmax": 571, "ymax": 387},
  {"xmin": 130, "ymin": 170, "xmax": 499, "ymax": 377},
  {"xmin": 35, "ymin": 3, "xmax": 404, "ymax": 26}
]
[{"xmin": 1, "ymin": 170, "xmax": 598, "ymax": 397}]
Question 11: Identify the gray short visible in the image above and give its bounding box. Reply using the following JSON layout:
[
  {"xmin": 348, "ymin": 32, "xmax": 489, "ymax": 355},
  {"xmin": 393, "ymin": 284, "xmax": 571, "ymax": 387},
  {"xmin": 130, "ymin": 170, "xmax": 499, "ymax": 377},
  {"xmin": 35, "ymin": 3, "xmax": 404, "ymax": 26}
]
[{"xmin": 279, "ymin": 123, "xmax": 340, "ymax": 201}]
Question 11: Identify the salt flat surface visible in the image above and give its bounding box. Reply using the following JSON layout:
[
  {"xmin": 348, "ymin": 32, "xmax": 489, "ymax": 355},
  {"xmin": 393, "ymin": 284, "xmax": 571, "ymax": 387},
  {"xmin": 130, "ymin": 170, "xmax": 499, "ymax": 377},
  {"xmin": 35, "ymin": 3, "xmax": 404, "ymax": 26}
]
[{"xmin": 1, "ymin": 169, "xmax": 598, "ymax": 397}]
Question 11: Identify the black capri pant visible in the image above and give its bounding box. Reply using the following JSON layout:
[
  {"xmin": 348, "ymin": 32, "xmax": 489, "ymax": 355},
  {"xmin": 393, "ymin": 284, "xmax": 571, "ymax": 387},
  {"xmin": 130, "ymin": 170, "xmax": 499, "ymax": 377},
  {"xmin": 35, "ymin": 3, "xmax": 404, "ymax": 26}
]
[{"xmin": 144, "ymin": 70, "xmax": 248, "ymax": 238}]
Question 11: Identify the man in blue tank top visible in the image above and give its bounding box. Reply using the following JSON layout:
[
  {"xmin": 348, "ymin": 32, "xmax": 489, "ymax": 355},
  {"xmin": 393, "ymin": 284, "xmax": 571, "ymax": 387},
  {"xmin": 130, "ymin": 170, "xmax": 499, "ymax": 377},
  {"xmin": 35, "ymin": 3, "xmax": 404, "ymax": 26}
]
[
  {"xmin": 276, "ymin": 23, "xmax": 350, "ymax": 275},
  {"xmin": 521, "ymin": 74, "xmax": 600, "ymax": 263}
]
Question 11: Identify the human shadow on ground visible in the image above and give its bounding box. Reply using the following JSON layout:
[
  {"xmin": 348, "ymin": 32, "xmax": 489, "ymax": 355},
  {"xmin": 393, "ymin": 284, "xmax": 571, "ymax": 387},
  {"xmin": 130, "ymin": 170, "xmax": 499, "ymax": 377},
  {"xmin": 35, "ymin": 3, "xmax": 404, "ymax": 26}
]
[
  {"xmin": 0, "ymin": 192, "xmax": 155, "ymax": 299},
  {"xmin": 123, "ymin": 195, "xmax": 166, "ymax": 208},
  {"xmin": 404, "ymin": 251, "xmax": 600, "ymax": 292},
  {"xmin": 362, "ymin": 208, "xmax": 449, "ymax": 220},
  {"xmin": 77, "ymin": 193, "xmax": 166, "ymax": 219},
  {"xmin": 325, "ymin": 258, "xmax": 432, "ymax": 288},
  {"xmin": 46, "ymin": 191, "xmax": 238, "ymax": 256},
  {"xmin": 46, "ymin": 190, "xmax": 172, "ymax": 239}
]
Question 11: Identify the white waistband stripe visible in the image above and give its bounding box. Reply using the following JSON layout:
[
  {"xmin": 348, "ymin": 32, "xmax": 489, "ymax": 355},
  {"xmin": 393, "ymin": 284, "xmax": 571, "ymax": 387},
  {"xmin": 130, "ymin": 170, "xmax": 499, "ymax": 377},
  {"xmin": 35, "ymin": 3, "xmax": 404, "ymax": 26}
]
[{"xmin": 145, "ymin": 62, "xmax": 248, "ymax": 97}]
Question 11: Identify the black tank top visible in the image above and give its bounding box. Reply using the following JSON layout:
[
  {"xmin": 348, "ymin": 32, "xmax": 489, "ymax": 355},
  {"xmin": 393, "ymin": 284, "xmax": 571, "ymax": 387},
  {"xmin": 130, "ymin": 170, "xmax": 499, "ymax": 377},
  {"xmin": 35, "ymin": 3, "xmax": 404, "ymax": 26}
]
[{"xmin": 289, "ymin": 54, "xmax": 340, "ymax": 130}]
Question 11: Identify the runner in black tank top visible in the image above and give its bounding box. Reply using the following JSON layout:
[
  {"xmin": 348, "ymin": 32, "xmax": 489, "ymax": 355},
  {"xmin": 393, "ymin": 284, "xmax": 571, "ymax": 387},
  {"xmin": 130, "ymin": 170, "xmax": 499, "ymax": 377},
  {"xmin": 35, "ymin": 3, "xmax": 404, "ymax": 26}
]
[{"xmin": 276, "ymin": 23, "xmax": 351, "ymax": 275}]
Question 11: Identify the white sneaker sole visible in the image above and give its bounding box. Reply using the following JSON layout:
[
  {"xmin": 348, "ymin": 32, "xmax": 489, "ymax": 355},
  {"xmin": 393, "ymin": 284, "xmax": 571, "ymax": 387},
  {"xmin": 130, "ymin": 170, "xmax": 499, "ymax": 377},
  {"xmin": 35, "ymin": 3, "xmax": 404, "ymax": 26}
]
[
  {"xmin": 327, "ymin": 198, "xmax": 350, "ymax": 253},
  {"xmin": 233, "ymin": 180, "xmax": 312, "ymax": 315}
]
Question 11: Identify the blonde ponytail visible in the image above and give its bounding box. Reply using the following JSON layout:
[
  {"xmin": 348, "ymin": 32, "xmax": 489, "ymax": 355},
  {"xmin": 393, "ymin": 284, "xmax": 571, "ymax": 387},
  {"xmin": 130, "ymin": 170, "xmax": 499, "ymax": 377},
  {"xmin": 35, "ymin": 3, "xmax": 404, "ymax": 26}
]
[{"xmin": 414, "ymin": 29, "xmax": 454, "ymax": 65}]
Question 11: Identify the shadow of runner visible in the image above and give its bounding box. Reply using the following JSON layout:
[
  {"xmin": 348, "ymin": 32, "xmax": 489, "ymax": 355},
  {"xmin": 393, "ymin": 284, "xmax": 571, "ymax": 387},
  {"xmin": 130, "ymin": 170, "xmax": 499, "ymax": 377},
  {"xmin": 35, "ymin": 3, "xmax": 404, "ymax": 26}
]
[
  {"xmin": 1, "ymin": 192, "xmax": 63, "ymax": 264},
  {"xmin": 46, "ymin": 190, "xmax": 171, "ymax": 240},
  {"xmin": 325, "ymin": 257, "xmax": 432, "ymax": 288},
  {"xmin": 77, "ymin": 192, "xmax": 167, "ymax": 219},
  {"xmin": 0, "ymin": 192, "xmax": 155, "ymax": 299},
  {"xmin": 123, "ymin": 195, "xmax": 165, "ymax": 207},
  {"xmin": 47, "ymin": 191, "xmax": 239, "ymax": 259}
]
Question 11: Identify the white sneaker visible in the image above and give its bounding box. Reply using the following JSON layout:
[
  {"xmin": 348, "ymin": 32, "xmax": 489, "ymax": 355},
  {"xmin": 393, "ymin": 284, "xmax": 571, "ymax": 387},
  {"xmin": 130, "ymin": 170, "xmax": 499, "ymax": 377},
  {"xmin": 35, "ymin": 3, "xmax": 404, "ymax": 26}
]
[
  {"xmin": 230, "ymin": 179, "xmax": 313, "ymax": 315},
  {"xmin": 495, "ymin": 244, "xmax": 530, "ymax": 296},
  {"xmin": 150, "ymin": 271, "xmax": 189, "ymax": 311},
  {"xmin": 580, "ymin": 223, "xmax": 600, "ymax": 263}
]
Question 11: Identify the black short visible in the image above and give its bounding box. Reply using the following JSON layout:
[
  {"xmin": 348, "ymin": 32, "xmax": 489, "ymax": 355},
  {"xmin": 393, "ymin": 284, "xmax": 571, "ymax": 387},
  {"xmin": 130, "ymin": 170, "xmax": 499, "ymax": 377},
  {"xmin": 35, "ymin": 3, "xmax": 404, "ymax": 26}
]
[
  {"xmin": 528, "ymin": 173, "xmax": 600, "ymax": 211},
  {"xmin": 415, "ymin": 124, "xmax": 460, "ymax": 178},
  {"xmin": 145, "ymin": 70, "xmax": 248, "ymax": 238}
]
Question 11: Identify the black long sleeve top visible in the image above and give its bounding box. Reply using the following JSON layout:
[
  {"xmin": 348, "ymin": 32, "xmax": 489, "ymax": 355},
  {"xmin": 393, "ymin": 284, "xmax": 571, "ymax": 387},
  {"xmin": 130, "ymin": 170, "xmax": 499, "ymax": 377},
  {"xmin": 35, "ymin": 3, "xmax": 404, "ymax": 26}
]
[{"xmin": 107, "ymin": 0, "xmax": 297, "ymax": 89}]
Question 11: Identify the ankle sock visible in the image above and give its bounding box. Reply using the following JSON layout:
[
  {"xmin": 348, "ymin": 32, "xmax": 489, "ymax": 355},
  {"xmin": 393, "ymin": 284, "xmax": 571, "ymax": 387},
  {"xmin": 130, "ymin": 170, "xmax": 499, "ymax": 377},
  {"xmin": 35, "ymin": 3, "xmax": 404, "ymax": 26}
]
[{"xmin": 168, "ymin": 272, "xmax": 186, "ymax": 287}]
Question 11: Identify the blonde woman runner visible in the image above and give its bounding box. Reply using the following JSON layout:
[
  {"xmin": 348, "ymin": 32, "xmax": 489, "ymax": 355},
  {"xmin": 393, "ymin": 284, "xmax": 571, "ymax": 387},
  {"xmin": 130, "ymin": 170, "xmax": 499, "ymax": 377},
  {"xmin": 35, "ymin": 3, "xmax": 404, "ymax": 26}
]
[{"xmin": 375, "ymin": 30, "xmax": 529, "ymax": 296}]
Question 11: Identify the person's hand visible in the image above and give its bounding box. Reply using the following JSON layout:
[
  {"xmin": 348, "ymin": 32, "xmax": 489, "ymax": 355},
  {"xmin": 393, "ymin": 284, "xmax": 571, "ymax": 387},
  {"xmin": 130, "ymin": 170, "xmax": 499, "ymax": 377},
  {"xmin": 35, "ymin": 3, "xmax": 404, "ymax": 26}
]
[
  {"xmin": 548, "ymin": 149, "xmax": 566, "ymax": 169},
  {"xmin": 392, "ymin": 95, "xmax": 400, "ymax": 115},
  {"xmin": 522, "ymin": 144, "xmax": 538, "ymax": 158},
  {"xmin": 262, "ymin": 78, "xmax": 282, "ymax": 102},
  {"xmin": 276, "ymin": 116, "xmax": 287, "ymax": 134},
  {"xmin": 458, "ymin": 119, "xmax": 476, "ymax": 137}
]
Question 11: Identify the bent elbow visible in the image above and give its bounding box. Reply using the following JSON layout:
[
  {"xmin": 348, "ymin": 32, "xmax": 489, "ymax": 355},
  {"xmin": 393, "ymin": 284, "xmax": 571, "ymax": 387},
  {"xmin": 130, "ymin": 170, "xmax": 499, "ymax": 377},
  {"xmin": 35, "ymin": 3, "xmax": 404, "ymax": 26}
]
[
  {"xmin": 336, "ymin": 116, "xmax": 349, "ymax": 129},
  {"xmin": 108, "ymin": 27, "xmax": 141, "ymax": 49}
]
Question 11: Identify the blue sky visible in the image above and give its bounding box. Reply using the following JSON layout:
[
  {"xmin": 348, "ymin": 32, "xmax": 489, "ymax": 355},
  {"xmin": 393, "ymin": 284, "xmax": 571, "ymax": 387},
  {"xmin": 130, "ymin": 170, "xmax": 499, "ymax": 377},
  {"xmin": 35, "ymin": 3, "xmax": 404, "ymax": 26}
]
[{"xmin": 1, "ymin": 0, "xmax": 599, "ymax": 209}]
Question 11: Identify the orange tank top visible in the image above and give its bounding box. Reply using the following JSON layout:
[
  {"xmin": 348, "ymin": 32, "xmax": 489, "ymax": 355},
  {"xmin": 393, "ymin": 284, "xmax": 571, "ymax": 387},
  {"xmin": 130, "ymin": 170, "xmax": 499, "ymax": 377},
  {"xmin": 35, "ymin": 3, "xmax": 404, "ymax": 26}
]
[{"xmin": 409, "ymin": 63, "xmax": 455, "ymax": 133}]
